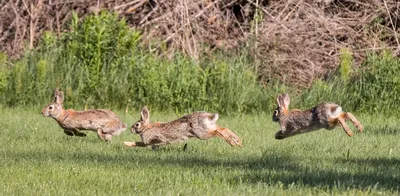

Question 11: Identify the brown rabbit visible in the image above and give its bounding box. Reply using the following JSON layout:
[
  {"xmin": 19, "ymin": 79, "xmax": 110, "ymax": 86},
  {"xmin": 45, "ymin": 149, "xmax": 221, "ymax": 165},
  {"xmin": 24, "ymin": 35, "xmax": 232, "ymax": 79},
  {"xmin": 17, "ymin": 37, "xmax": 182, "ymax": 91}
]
[
  {"xmin": 272, "ymin": 94, "xmax": 363, "ymax": 139},
  {"xmin": 42, "ymin": 89, "xmax": 126, "ymax": 141},
  {"xmin": 123, "ymin": 106, "xmax": 242, "ymax": 148}
]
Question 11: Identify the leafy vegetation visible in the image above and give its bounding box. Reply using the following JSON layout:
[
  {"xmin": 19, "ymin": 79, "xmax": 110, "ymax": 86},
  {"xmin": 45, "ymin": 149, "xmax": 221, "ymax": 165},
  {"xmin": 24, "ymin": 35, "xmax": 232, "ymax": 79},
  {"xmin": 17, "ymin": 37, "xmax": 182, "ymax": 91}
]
[
  {"xmin": 297, "ymin": 51, "xmax": 400, "ymax": 116},
  {"xmin": 0, "ymin": 12, "xmax": 279, "ymax": 114}
]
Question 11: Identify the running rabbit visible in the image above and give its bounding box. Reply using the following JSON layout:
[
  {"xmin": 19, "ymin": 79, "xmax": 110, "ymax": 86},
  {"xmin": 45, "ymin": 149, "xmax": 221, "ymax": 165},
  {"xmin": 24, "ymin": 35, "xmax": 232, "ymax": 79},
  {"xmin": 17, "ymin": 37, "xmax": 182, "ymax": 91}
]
[
  {"xmin": 41, "ymin": 89, "xmax": 126, "ymax": 141},
  {"xmin": 272, "ymin": 93, "xmax": 363, "ymax": 139},
  {"xmin": 123, "ymin": 106, "xmax": 242, "ymax": 148}
]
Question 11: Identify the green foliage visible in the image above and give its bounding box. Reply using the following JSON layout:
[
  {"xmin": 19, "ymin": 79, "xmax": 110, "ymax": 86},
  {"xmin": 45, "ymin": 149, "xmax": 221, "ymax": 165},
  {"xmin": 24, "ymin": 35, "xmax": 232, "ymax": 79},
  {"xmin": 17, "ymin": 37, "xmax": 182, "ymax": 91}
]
[
  {"xmin": 297, "ymin": 51, "xmax": 400, "ymax": 116},
  {"xmin": 352, "ymin": 52, "xmax": 400, "ymax": 114},
  {"xmin": 1, "ymin": 11, "xmax": 279, "ymax": 114},
  {"xmin": 0, "ymin": 52, "xmax": 10, "ymax": 101},
  {"xmin": 339, "ymin": 48, "xmax": 353, "ymax": 82},
  {"xmin": 3, "ymin": 10, "xmax": 400, "ymax": 116},
  {"xmin": 296, "ymin": 77, "xmax": 352, "ymax": 111}
]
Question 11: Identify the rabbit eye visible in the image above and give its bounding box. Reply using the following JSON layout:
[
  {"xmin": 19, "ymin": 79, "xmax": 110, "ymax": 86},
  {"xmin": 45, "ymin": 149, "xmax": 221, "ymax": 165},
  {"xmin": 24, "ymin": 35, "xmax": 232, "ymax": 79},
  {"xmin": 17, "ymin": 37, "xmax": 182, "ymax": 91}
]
[
  {"xmin": 135, "ymin": 123, "xmax": 140, "ymax": 128},
  {"xmin": 49, "ymin": 105, "xmax": 53, "ymax": 110}
]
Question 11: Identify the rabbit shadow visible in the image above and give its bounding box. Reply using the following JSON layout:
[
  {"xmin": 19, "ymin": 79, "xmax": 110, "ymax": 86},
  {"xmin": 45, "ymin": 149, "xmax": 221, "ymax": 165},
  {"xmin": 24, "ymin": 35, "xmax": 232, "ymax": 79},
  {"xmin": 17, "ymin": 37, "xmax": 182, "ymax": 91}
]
[{"xmin": 239, "ymin": 155, "xmax": 400, "ymax": 191}]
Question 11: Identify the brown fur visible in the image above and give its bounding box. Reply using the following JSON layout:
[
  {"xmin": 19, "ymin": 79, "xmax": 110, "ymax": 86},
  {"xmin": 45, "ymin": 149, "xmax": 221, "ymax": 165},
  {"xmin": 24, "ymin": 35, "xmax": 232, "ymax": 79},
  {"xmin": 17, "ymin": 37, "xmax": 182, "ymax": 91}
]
[
  {"xmin": 42, "ymin": 89, "xmax": 126, "ymax": 141},
  {"xmin": 272, "ymin": 94, "xmax": 363, "ymax": 139},
  {"xmin": 123, "ymin": 106, "xmax": 242, "ymax": 148}
]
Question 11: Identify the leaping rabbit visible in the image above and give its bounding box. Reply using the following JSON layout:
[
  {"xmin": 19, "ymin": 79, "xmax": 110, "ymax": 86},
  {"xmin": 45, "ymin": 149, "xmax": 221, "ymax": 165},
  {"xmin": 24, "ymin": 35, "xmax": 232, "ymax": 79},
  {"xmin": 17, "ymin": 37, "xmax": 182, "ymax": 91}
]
[
  {"xmin": 272, "ymin": 94, "xmax": 363, "ymax": 139},
  {"xmin": 123, "ymin": 106, "xmax": 242, "ymax": 148},
  {"xmin": 42, "ymin": 89, "xmax": 126, "ymax": 141}
]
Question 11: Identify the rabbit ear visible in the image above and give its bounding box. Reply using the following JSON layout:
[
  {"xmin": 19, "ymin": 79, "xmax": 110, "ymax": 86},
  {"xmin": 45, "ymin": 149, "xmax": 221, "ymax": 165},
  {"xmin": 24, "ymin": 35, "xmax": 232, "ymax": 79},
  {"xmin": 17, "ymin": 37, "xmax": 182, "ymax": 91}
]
[
  {"xmin": 277, "ymin": 94, "xmax": 290, "ymax": 109},
  {"xmin": 54, "ymin": 89, "xmax": 64, "ymax": 104},
  {"xmin": 141, "ymin": 106, "xmax": 150, "ymax": 123},
  {"xmin": 282, "ymin": 93, "xmax": 290, "ymax": 108},
  {"xmin": 277, "ymin": 94, "xmax": 282, "ymax": 107}
]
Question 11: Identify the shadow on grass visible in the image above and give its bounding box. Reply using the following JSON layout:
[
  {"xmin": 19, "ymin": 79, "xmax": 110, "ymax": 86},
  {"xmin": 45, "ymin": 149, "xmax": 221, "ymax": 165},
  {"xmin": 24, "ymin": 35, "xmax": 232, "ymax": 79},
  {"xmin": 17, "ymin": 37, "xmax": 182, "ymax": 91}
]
[
  {"xmin": 240, "ymin": 156, "xmax": 400, "ymax": 191},
  {"xmin": 5, "ymin": 148, "xmax": 399, "ymax": 191},
  {"xmin": 366, "ymin": 126, "xmax": 400, "ymax": 135}
]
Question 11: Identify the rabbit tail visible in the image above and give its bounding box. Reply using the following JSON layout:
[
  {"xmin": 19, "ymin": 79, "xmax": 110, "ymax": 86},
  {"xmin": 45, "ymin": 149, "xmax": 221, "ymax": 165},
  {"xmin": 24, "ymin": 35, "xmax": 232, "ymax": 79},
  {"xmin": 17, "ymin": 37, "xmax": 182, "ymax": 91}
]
[{"xmin": 328, "ymin": 105, "xmax": 342, "ymax": 118}]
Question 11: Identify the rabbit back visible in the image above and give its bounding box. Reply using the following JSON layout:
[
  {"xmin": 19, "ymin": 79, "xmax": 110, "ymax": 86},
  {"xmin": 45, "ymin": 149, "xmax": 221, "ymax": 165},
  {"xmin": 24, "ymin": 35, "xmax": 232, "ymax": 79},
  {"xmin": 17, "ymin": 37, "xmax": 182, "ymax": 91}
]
[{"xmin": 63, "ymin": 109, "xmax": 126, "ymax": 135}]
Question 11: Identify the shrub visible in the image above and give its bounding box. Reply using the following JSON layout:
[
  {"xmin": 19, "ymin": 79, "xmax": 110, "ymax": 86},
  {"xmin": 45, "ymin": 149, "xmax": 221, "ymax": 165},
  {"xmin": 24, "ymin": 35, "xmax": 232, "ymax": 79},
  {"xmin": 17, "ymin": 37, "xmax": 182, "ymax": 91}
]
[
  {"xmin": 2, "ymin": 11, "xmax": 278, "ymax": 114},
  {"xmin": 352, "ymin": 52, "xmax": 400, "ymax": 115}
]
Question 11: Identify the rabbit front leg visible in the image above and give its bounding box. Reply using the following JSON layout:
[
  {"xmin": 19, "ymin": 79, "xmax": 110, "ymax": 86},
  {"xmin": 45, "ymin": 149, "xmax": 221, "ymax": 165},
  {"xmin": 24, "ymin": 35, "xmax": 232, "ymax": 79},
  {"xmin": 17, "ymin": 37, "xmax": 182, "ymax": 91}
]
[
  {"xmin": 274, "ymin": 125, "xmax": 292, "ymax": 139},
  {"xmin": 72, "ymin": 128, "xmax": 87, "ymax": 137},
  {"xmin": 274, "ymin": 130, "xmax": 286, "ymax": 140},
  {"xmin": 123, "ymin": 141, "xmax": 148, "ymax": 147},
  {"xmin": 97, "ymin": 129, "xmax": 107, "ymax": 141},
  {"xmin": 63, "ymin": 129, "xmax": 74, "ymax": 136},
  {"xmin": 63, "ymin": 129, "xmax": 86, "ymax": 137}
]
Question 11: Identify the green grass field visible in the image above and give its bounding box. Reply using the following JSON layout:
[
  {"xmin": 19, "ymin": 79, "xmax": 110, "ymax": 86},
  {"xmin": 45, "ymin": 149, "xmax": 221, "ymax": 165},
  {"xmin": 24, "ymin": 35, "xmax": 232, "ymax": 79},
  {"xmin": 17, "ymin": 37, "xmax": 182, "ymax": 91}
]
[{"xmin": 1, "ymin": 107, "xmax": 399, "ymax": 195}]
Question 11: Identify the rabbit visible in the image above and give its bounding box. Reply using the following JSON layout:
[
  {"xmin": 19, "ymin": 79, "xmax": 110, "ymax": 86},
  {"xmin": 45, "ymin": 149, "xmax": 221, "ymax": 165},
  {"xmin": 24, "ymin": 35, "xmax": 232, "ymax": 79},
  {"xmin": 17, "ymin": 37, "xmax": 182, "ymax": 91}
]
[
  {"xmin": 123, "ymin": 106, "xmax": 242, "ymax": 148},
  {"xmin": 41, "ymin": 89, "xmax": 127, "ymax": 141},
  {"xmin": 272, "ymin": 93, "xmax": 363, "ymax": 139}
]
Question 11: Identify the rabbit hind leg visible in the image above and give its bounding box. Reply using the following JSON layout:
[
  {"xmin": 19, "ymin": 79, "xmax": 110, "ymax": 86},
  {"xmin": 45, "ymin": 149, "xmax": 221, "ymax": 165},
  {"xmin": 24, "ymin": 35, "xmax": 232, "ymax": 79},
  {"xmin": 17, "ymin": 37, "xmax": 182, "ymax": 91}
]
[
  {"xmin": 336, "ymin": 116, "xmax": 353, "ymax": 137},
  {"xmin": 345, "ymin": 112, "xmax": 363, "ymax": 132},
  {"xmin": 215, "ymin": 126, "xmax": 242, "ymax": 147}
]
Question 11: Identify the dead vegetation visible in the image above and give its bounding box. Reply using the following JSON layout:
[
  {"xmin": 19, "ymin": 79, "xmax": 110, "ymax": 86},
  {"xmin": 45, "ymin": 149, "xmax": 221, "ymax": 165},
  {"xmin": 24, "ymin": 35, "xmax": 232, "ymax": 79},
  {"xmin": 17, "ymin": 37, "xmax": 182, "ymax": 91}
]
[
  {"xmin": 0, "ymin": 0, "xmax": 399, "ymax": 87},
  {"xmin": 255, "ymin": 0, "xmax": 400, "ymax": 87}
]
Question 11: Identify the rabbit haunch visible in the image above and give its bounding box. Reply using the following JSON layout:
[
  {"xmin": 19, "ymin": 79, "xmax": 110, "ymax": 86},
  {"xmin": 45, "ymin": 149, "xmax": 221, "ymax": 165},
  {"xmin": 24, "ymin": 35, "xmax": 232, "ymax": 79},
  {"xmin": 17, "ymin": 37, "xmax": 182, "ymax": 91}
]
[
  {"xmin": 42, "ymin": 89, "xmax": 126, "ymax": 141},
  {"xmin": 124, "ymin": 106, "xmax": 242, "ymax": 148}
]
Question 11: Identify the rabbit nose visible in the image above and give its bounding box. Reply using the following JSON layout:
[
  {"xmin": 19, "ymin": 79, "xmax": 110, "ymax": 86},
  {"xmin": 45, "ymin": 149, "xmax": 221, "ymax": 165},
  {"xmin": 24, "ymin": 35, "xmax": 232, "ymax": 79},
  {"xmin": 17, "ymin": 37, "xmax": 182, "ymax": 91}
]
[{"xmin": 41, "ymin": 109, "xmax": 48, "ymax": 117}]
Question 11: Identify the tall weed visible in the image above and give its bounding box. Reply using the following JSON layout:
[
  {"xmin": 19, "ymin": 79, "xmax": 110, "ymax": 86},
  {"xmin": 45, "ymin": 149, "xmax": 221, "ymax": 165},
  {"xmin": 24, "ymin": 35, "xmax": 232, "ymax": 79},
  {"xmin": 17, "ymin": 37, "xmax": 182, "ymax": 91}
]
[
  {"xmin": 3, "ymin": 11, "xmax": 398, "ymax": 116},
  {"xmin": 352, "ymin": 52, "xmax": 400, "ymax": 114},
  {"xmin": 2, "ymin": 11, "xmax": 280, "ymax": 114},
  {"xmin": 298, "ymin": 51, "xmax": 400, "ymax": 116}
]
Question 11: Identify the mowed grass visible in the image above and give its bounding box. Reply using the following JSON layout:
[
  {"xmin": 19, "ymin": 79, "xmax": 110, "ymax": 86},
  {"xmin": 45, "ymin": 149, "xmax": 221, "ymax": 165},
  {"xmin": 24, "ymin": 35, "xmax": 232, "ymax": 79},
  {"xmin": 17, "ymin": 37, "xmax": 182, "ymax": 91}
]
[{"xmin": 0, "ymin": 107, "xmax": 399, "ymax": 195}]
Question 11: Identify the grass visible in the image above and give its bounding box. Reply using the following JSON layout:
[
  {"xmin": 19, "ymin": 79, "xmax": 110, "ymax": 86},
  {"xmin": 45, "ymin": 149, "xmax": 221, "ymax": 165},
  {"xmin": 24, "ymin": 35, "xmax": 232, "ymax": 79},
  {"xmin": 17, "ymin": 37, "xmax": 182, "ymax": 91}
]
[{"xmin": 0, "ymin": 107, "xmax": 399, "ymax": 195}]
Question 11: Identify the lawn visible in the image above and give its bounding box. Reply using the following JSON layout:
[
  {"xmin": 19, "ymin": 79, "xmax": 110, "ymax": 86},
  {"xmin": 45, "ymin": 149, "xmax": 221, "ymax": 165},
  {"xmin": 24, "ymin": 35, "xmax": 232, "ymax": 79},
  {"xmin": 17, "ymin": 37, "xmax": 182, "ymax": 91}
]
[{"xmin": 0, "ymin": 107, "xmax": 399, "ymax": 195}]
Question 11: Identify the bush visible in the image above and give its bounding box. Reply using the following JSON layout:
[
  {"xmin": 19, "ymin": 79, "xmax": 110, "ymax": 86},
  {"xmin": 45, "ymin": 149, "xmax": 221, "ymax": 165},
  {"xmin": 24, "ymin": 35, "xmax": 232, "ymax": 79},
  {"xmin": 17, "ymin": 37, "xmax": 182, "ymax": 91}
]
[
  {"xmin": 5, "ymin": 11, "xmax": 398, "ymax": 116},
  {"xmin": 0, "ymin": 52, "xmax": 10, "ymax": 102},
  {"xmin": 353, "ymin": 52, "xmax": 400, "ymax": 115},
  {"xmin": 297, "ymin": 51, "xmax": 400, "ymax": 116},
  {"xmin": 2, "ymin": 11, "xmax": 280, "ymax": 114}
]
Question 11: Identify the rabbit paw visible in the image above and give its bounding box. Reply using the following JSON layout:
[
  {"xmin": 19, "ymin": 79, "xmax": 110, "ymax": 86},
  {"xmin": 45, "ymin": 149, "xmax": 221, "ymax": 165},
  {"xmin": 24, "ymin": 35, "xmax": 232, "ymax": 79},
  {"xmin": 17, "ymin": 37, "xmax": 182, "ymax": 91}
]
[{"xmin": 123, "ymin": 141, "xmax": 137, "ymax": 147}]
